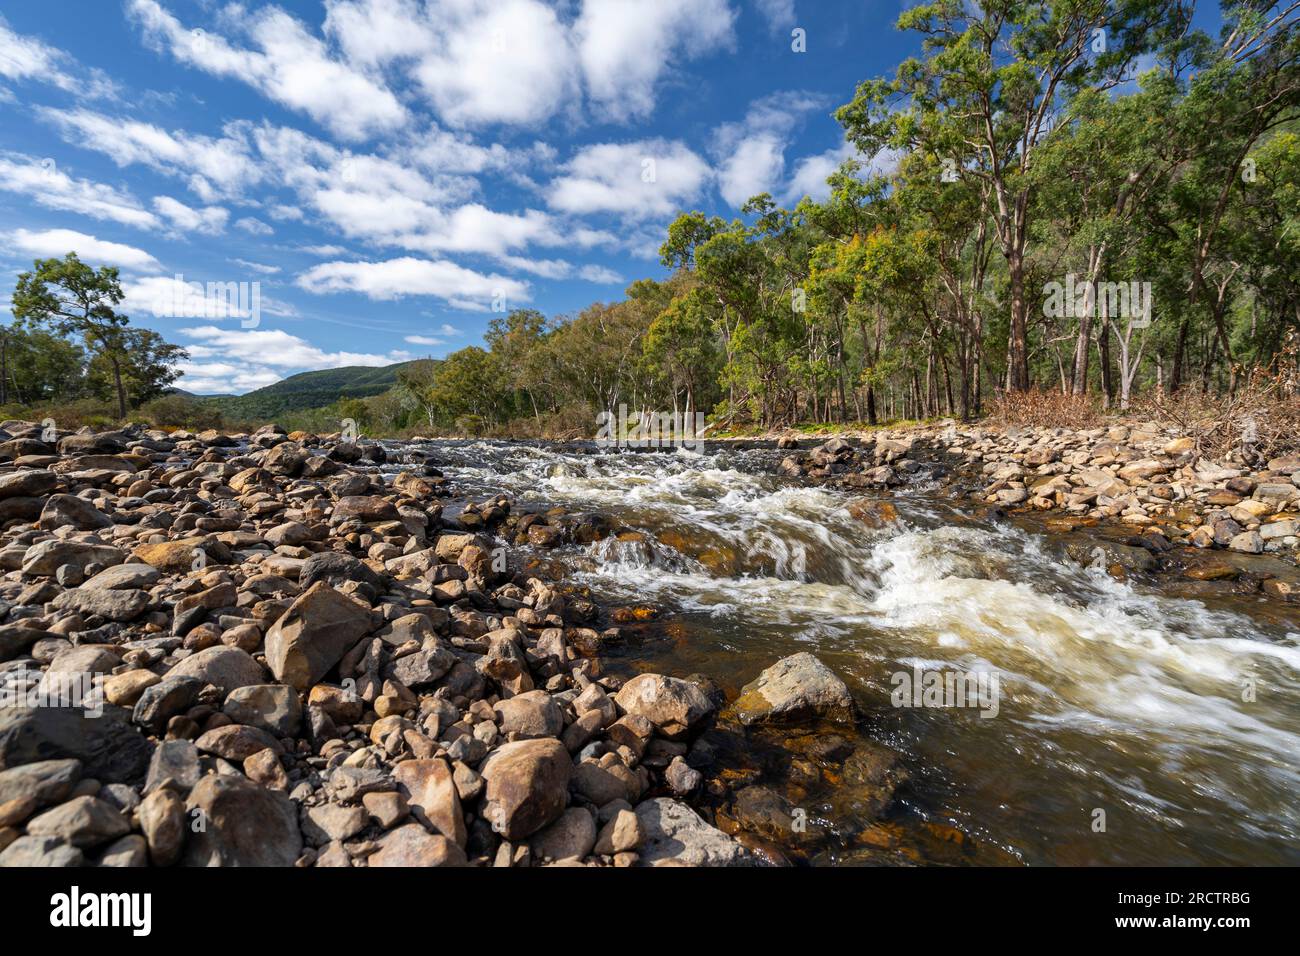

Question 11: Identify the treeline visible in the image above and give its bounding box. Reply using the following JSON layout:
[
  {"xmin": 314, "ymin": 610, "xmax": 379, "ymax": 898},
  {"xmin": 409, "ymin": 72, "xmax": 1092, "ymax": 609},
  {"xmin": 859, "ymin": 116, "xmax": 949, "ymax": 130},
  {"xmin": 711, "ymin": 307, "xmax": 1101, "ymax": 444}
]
[{"xmin": 369, "ymin": 0, "xmax": 1299, "ymax": 436}]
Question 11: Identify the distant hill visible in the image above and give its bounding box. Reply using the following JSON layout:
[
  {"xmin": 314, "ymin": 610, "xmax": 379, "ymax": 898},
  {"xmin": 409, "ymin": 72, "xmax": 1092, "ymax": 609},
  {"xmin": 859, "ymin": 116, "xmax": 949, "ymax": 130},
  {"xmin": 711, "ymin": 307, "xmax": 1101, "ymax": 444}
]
[{"xmin": 200, "ymin": 360, "xmax": 427, "ymax": 421}]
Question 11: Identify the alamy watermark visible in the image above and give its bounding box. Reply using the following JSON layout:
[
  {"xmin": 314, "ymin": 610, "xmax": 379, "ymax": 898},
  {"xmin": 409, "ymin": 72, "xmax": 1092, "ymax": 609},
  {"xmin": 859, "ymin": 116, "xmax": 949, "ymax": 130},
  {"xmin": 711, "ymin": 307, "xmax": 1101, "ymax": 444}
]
[
  {"xmin": 1043, "ymin": 274, "xmax": 1152, "ymax": 329},
  {"xmin": 151, "ymin": 273, "xmax": 261, "ymax": 328},
  {"xmin": 1, "ymin": 669, "xmax": 103, "ymax": 717},
  {"xmin": 890, "ymin": 666, "xmax": 1000, "ymax": 718},
  {"xmin": 596, "ymin": 404, "xmax": 707, "ymax": 453}
]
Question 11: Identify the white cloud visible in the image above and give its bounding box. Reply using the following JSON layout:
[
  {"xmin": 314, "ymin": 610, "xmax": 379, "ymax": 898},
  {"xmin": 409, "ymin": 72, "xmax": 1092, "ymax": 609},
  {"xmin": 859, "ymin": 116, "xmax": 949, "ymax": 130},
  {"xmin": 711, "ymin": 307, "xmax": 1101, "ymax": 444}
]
[
  {"xmin": 7, "ymin": 228, "xmax": 160, "ymax": 271},
  {"xmin": 153, "ymin": 195, "xmax": 229, "ymax": 234},
  {"xmin": 298, "ymin": 243, "xmax": 349, "ymax": 257},
  {"xmin": 128, "ymin": 0, "xmax": 407, "ymax": 140},
  {"xmin": 754, "ymin": 0, "xmax": 797, "ymax": 33},
  {"xmin": 575, "ymin": 0, "xmax": 736, "ymax": 121},
  {"xmin": 407, "ymin": 0, "xmax": 579, "ymax": 128},
  {"xmin": 0, "ymin": 153, "xmax": 159, "ymax": 229},
  {"xmin": 235, "ymin": 216, "xmax": 273, "ymax": 236},
  {"xmin": 783, "ymin": 142, "xmax": 897, "ymax": 203},
  {"xmin": 38, "ymin": 108, "xmax": 261, "ymax": 200},
  {"xmin": 0, "ymin": 16, "xmax": 117, "ymax": 97},
  {"xmin": 297, "ymin": 256, "xmax": 530, "ymax": 310},
  {"xmin": 404, "ymin": 334, "xmax": 449, "ymax": 346},
  {"xmin": 578, "ymin": 264, "xmax": 623, "ymax": 284},
  {"xmin": 549, "ymin": 139, "xmax": 711, "ymax": 219},
  {"xmin": 231, "ymin": 258, "xmax": 281, "ymax": 275},
  {"xmin": 711, "ymin": 91, "xmax": 828, "ymax": 208}
]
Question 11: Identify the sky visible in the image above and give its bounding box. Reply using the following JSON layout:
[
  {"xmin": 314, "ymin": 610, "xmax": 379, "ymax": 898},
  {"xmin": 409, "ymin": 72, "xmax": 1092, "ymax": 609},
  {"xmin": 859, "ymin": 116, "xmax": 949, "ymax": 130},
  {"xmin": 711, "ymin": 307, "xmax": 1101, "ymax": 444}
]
[{"xmin": 0, "ymin": 0, "xmax": 921, "ymax": 395}]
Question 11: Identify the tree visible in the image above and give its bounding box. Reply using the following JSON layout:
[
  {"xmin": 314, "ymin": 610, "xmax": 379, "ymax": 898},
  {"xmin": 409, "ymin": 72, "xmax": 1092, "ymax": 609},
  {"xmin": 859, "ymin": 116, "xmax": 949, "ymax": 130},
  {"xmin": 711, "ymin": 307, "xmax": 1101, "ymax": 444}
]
[
  {"xmin": 13, "ymin": 253, "xmax": 144, "ymax": 417},
  {"xmin": 85, "ymin": 327, "xmax": 187, "ymax": 409},
  {"xmin": 0, "ymin": 324, "xmax": 85, "ymax": 406}
]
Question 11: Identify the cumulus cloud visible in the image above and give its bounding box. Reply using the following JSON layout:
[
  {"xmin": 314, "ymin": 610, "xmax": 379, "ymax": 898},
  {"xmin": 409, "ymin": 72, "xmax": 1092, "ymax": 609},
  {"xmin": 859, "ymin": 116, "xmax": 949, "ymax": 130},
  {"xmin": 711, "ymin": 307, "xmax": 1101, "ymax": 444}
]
[
  {"xmin": 235, "ymin": 216, "xmax": 273, "ymax": 236},
  {"xmin": 548, "ymin": 139, "xmax": 711, "ymax": 219},
  {"xmin": 127, "ymin": 0, "xmax": 407, "ymax": 140},
  {"xmin": 153, "ymin": 195, "xmax": 229, "ymax": 234},
  {"xmin": 713, "ymin": 91, "xmax": 827, "ymax": 208},
  {"xmin": 575, "ymin": 0, "xmax": 736, "ymax": 121},
  {"xmin": 0, "ymin": 153, "xmax": 159, "ymax": 228},
  {"xmin": 7, "ymin": 228, "xmax": 160, "ymax": 271},
  {"xmin": 38, "ymin": 107, "xmax": 261, "ymax": 200},
  {"xmin": 297, "ymin": 256, "xmax": 530, "ymax": 311}
]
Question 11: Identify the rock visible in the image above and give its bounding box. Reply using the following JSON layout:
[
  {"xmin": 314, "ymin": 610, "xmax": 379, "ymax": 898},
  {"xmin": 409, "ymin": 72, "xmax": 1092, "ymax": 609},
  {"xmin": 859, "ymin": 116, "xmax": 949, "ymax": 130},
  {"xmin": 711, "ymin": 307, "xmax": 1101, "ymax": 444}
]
[
  {"xmin": 493, "ymin": 690, "xmax": 564, "ymax": 739},
  {"xmin": 25, "ymin": 795, "xmax": 130, "ymax": 847},
  {"xmin": 184, "ymin": 775, "xmax": 302, "ymax": 867},
  {"xmin": 593, "ymin": 808, "xmax": 643, "ymax": 855},
  {"xmin": 531, "ymin": 806, "xmax": 596, "ymax": 861},
  {"xmin": 98, "ymin": 834, "xmax": 148, "ymax": 867},
  {"xmin": 613, "ymin": 674, "xmax": 716, "ymax": 740},
  {"xmin": 133, "ymin": 676, "xmax": 203, "ymax": 734},
  {"xmin": 480, "ymin": 738, "xmax": 572, "ymax": 840},
  {"xmin": 51, "ymin": 586, "xmax": 149, "ymax": 622},
  {"xmin": 244, "ymin": 748, "xmax": 289, "ymax": 791},
  {"xmin": 0, "ymin": 469, "xmax": 58, "ymax": 498},
  {"xmin": 0, "ymin": 758, "xmax": 81, "ymax": 807},
  {"xmin": 573, "ymin": 755, "xmax": 642, "ymax": 805},
  {"xmin": 634, "ymin": 798, "xmax": 750, "ymax": 867},
  {"xmin": 301, "ymin": 803, "xmax": 369, "ymax": 846},
  {"xmin": 264, "ymin": 582, "xmax": 375, "ymax": 691},
  {"xmin": 731, "ymin": 653, "xmax": 854, "ymax": 727},
  {"xmin": 82, "ymin": 563, "xmax": 161, "ymax": 590},
  {"xmin": 392, "ymin": 757, "xmax": 466, "ymax": 848},
  {"xmin": 332, "ymin": 495, "xmax": 400, "ymax": 523},
  {"xmin": 299, "ymin": 551, "xmax": 385, "ymax": 594},
  {"xmin": 40, "ymin": 494, "xmax": 111, "ymax": 530},
  {"xmin": 362, "ymin": 791, "xmax": 409, "ymax": 829},
  {"xmin": 0, "ymin": 834, "xmax": 84, "ymax": 867},
  {"xmin": 223, "ymin": 684, "xmax": 302, "ymax": 736},
  {"xmin": 143, "ymin": 739, "xmax": 200, "ymax": 795},
  {"xmin": 1229, "ymin": 531, "xmax": 1264, "ymax": 554},
  {"xmin": 103, "ymin": 670, "xmax": 161, "ymax": 707},
  {"xmin": 0, "ymin": 705, "xmax": 152, "ymax": 783},
  {"xmin": 21, "ymin": 540, "xmax": 124, "ymax": 577},
  {"xmin": 138, "ymin": 788, "xmax": 185, "ymax": 866},
  {"xmin": 132, "ymin": 537, "xmax": 209, "ymax": 573},
  {"xmin": 368, "ymin": 823, "xmax": 467, "ymax": 867},
  {"xmin": 194, "ymin": 724, "xmax": 283, "ymax": 762},
  {"xmin": 665, "ymin": 755, "xmax": 702, "ymax": 796}
]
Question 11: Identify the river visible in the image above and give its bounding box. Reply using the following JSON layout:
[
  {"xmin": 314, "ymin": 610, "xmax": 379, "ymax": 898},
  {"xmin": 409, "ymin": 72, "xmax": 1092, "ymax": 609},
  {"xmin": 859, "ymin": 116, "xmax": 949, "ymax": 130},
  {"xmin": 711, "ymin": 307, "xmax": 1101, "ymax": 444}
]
[{"xmin": 385, "ymin": 439, "xmax": 1300, "ymax": 866}]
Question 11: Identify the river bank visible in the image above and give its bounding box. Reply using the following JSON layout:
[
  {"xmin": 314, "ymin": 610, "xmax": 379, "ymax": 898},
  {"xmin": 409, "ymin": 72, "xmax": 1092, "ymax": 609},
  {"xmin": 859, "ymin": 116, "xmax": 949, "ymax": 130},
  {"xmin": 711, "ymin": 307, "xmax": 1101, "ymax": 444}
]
[{"xmin": 0, "ymin": 419, "xmax": 1297, "ymax": 866}]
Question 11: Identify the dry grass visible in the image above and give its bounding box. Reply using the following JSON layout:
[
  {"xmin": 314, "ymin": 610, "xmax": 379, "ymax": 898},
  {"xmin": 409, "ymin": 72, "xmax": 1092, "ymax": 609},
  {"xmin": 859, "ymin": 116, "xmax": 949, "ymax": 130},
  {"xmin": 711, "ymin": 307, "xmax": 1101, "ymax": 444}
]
[
  {"xmin": 988, "ymin": 388, "xmax": 1104, "ymax": 429},
  {"xmin": 1139, "ymin": 336, "xmax": 1300, "ymax": 466}
]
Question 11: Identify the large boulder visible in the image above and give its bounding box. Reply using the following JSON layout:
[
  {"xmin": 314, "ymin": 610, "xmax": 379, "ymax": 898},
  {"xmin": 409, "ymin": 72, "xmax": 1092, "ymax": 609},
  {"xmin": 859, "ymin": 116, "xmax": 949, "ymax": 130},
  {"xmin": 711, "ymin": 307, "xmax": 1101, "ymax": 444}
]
[
  {"xmin": 613, "ymin": 674, "xmax": 716, "ymax": 740},
  {"xmin": 183, "ymin": 775, "xmax": 302, "ymax": 867},
  {"xmin": 50, "ymin": 587, "xmax": 149, "ymax": 622},
  {"xmin": 479, "ymin": 738, "xmax": 572, "ymax": 840},
  {"xmin": 264, "ymin": 582, "xmax": 374, "ymax": 691},
  {"xmin": 368, "ymin": 824, "xmax": 467, "ymax": 867},
  {"xmin": 21, "ymin": 540, "xmax": 123, "ymax": 577},
  {"xmin": 0, "ymin": 705, "xmax": 152, "ymax": 783},
  {"xmin": 731, "ymin": 653, "xmax": 855, "ymax": 726},
  {"xmin": 332, "ymin": 495, "xmax": 399, "ymax": 523},
  {"xmin": 223, "ymin": 684, "xmax": 301, "ymax": 736},
  {"xmin": 634, "ymin": 798, "xmax": 752, "ymax": 867}
]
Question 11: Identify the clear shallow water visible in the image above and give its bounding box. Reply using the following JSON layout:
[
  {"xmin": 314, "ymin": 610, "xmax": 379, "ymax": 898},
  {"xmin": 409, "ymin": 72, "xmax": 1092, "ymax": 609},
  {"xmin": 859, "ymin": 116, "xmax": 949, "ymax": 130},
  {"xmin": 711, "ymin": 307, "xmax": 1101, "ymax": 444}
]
[{"xmin": 391, "ymin": 440, "xmax": 1300, "ymax": 865}]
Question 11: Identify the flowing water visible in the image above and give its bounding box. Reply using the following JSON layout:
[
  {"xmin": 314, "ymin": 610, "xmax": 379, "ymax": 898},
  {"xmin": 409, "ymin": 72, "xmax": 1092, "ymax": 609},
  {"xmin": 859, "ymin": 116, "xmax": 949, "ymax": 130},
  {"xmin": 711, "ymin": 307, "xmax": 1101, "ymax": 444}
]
[{"xmin": 389, "ymin": 439, "xmax": 1300, "ymax": 866}]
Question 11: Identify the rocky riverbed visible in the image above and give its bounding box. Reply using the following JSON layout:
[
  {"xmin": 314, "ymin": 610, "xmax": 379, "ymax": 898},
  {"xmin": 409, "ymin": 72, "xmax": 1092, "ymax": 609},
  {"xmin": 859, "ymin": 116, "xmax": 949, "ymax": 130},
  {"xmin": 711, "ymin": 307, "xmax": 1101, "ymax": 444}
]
[
  {"xmin": 0, "ymin": 419, "xmax": 1297, "ymax": 867},
  {"xmin": 0, "ymin": 421, "xmax": 892, "ymax": 868},
  {"xmin": 776, "ymin": 420, "xmax": 1300, "ymax": 602}
]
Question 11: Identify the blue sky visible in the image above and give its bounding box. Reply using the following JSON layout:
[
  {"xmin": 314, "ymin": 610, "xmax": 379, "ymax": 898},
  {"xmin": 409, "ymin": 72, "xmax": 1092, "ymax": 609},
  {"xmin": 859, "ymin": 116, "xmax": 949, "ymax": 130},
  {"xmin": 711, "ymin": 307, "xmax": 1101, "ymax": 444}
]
[{"xmin": 0, "ymin": 1, "xmax": 919, "ymax": 394}]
